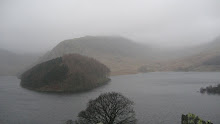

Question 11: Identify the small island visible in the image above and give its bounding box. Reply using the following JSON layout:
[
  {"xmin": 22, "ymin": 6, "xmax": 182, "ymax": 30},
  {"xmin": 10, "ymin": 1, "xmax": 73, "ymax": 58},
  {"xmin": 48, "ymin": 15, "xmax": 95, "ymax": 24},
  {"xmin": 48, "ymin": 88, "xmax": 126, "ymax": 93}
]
[
  {"xmin": 200, "ymin": 84, "xmax": 220, "ymax": 94},
  {"xmin": 20, "ymin": 54, "xmax": 110, "ymax": 92}
]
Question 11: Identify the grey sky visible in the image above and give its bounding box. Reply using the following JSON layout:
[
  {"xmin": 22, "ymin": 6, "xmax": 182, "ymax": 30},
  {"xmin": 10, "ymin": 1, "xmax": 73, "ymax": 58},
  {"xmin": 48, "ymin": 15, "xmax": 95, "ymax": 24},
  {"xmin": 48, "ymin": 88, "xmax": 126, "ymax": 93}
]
[{"xmin": 1, "ymin": 0, "xmax": 220, "ymax": 53}]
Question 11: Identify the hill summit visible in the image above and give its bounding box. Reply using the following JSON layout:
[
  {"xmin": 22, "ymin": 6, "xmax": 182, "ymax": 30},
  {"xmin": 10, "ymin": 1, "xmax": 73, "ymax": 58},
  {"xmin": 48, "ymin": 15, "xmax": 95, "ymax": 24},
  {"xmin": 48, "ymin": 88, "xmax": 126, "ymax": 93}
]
[{"xmin": 21, "ymin": 54, "xmax": 110, "ymax": 92}]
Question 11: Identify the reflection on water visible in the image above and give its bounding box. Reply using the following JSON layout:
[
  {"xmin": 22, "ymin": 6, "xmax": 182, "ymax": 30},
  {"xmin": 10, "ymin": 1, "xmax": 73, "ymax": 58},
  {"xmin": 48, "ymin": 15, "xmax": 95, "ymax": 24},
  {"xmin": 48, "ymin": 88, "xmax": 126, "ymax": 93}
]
[{"xmin": 0, "ymin": 72, "xmax": 220, "ymax": 124}]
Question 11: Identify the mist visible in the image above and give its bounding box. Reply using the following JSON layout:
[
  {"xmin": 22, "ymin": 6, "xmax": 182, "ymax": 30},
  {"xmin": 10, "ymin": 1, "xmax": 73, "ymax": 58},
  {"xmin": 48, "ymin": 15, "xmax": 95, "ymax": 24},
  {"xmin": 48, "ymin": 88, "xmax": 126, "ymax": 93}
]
[
  {"xmin": 1, "ymin": 0, "xmax": 220, "ymax": 53},
  {"xmin": 1, "ymin": 1, "xmax": 220, "ymax": 124}
]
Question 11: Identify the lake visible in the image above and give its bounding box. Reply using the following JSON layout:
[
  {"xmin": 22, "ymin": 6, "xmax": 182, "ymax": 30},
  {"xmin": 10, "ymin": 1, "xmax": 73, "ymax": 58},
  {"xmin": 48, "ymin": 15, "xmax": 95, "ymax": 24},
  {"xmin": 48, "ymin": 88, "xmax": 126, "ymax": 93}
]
[{"xmin": 0, "ymin": 72, "xmax": 220, "ymax": 124}]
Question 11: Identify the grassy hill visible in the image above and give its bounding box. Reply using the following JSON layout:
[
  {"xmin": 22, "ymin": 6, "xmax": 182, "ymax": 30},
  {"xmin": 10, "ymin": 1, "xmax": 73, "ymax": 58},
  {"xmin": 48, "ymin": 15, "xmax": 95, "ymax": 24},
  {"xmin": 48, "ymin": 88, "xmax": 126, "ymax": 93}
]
[
  {"xmin": 39, "ymin": 36, "xmax": 153, "ymax": 75},
  {"xmin": 137, "ymin": 36, "xmax": 220, "ymax": 72},
  {"xmin": 21, "ymin": 54, "xmax": 110, "ymax": 92},
  {"xmin": 163, "ymin": 36, "xmax": 220, "ymax": 71},
  {"xmin": 21, "ymin": 35, "xmax": 220, "ymax": 75}
]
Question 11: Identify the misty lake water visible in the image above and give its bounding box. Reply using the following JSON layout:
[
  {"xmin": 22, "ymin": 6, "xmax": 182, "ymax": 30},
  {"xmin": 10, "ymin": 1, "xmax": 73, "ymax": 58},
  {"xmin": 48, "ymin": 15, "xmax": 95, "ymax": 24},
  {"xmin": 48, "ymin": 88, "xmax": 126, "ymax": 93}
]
[{"xmin": 0, "ymin": 72, "xmax": 220, "ymax": 124}]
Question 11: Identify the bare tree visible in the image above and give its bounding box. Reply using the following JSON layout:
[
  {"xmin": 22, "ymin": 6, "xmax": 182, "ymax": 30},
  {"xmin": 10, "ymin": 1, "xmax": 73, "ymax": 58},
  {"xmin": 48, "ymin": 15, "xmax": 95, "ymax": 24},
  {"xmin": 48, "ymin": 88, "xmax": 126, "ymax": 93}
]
[{"xmin": 76, "ymin": 92, "xmax": 137, "ymax": 124}]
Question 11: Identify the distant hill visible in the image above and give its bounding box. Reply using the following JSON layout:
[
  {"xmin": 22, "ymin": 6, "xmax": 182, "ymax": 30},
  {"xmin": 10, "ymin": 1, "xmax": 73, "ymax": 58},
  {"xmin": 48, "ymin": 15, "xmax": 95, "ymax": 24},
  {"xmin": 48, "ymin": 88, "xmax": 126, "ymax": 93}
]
[
  {"xmin": 23, "ymin": 35, "xmax": 220, "ymax": 75},
  {"xmin": 0, "ymin": 48, "xmax": 40, "ymax": 76},
  {"xmin": 39, "ymin": 36, "xmax": 152, "ymax": 75},
  {"xmin": 21, "ymin": 54, "xmax": 110, "ymax": 92},
  {"xmin": 164, "ymin": 36, "xmax": 220, "ymax": 71}
]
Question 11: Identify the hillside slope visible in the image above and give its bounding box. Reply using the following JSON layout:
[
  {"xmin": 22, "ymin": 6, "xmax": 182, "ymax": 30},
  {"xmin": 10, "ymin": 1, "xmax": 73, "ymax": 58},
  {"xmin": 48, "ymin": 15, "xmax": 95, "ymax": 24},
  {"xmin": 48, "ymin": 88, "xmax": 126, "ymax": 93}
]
[
  {"xmin": 39, "ymin": 36, "xmax": 152, "ymax": 75},
  {"xmin": 165, "ymin": 36, "xmax": 220, "ymax": 71},
  {"xmin": 21, "ymin": 54, "xmax": 110, "ymax": 92},
  {"xmin": 0, "ymin": 48, "xmax": 40, "ymax": 76}
]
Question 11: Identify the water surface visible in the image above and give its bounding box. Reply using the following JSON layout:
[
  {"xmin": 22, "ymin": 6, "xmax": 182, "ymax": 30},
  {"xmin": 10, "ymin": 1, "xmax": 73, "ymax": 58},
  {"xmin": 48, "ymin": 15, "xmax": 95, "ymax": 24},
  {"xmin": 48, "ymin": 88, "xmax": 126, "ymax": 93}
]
[{"xmin": 0, "ymin": 72, "xmax": 220, "ymax": 124}]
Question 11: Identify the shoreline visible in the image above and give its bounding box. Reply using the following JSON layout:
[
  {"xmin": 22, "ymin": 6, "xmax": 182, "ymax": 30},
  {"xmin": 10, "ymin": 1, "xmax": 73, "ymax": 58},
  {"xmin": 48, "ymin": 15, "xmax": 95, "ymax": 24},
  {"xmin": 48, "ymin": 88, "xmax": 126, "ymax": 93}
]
[{"xmin": 20, "ymin": 78, "xmax": 111, "ymax": 93}]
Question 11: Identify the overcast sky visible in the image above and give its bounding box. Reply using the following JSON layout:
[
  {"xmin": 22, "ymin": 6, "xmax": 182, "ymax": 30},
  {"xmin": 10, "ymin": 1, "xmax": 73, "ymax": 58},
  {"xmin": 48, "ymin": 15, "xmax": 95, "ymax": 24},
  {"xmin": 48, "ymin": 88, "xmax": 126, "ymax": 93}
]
[{"xmin": 1, "ymin": 0, "xmax": 220, "ymax": 53}]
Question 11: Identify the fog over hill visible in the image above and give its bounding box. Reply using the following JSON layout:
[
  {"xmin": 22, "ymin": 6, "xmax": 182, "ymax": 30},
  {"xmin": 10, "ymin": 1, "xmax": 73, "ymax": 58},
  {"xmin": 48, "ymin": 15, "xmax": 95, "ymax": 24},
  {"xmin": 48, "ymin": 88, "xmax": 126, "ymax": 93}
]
[
  {"xmin": 36, "ymin": 35, "xmax": 220, "ymax": 75},
  {"xmin": 0, "ymin": 48, "xmax": 41, "ymax": 76},
  {"xmin": 40, "ymin": 36, "xmax": 150, "ymax": 61},
  {"xmin": 1, "ymin": 0, "xmax": 219, "ymax": 53},
  {"xmin": 162, "ymin": 36, "xmax": 220, "ymax": 71},
  {"xmin": 39, "ymin": 36, "xmax": 154, "ymax": 75},
  {"xmin": 1, "ymin": 34, "xmax": 220, "ymax": 76}
]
